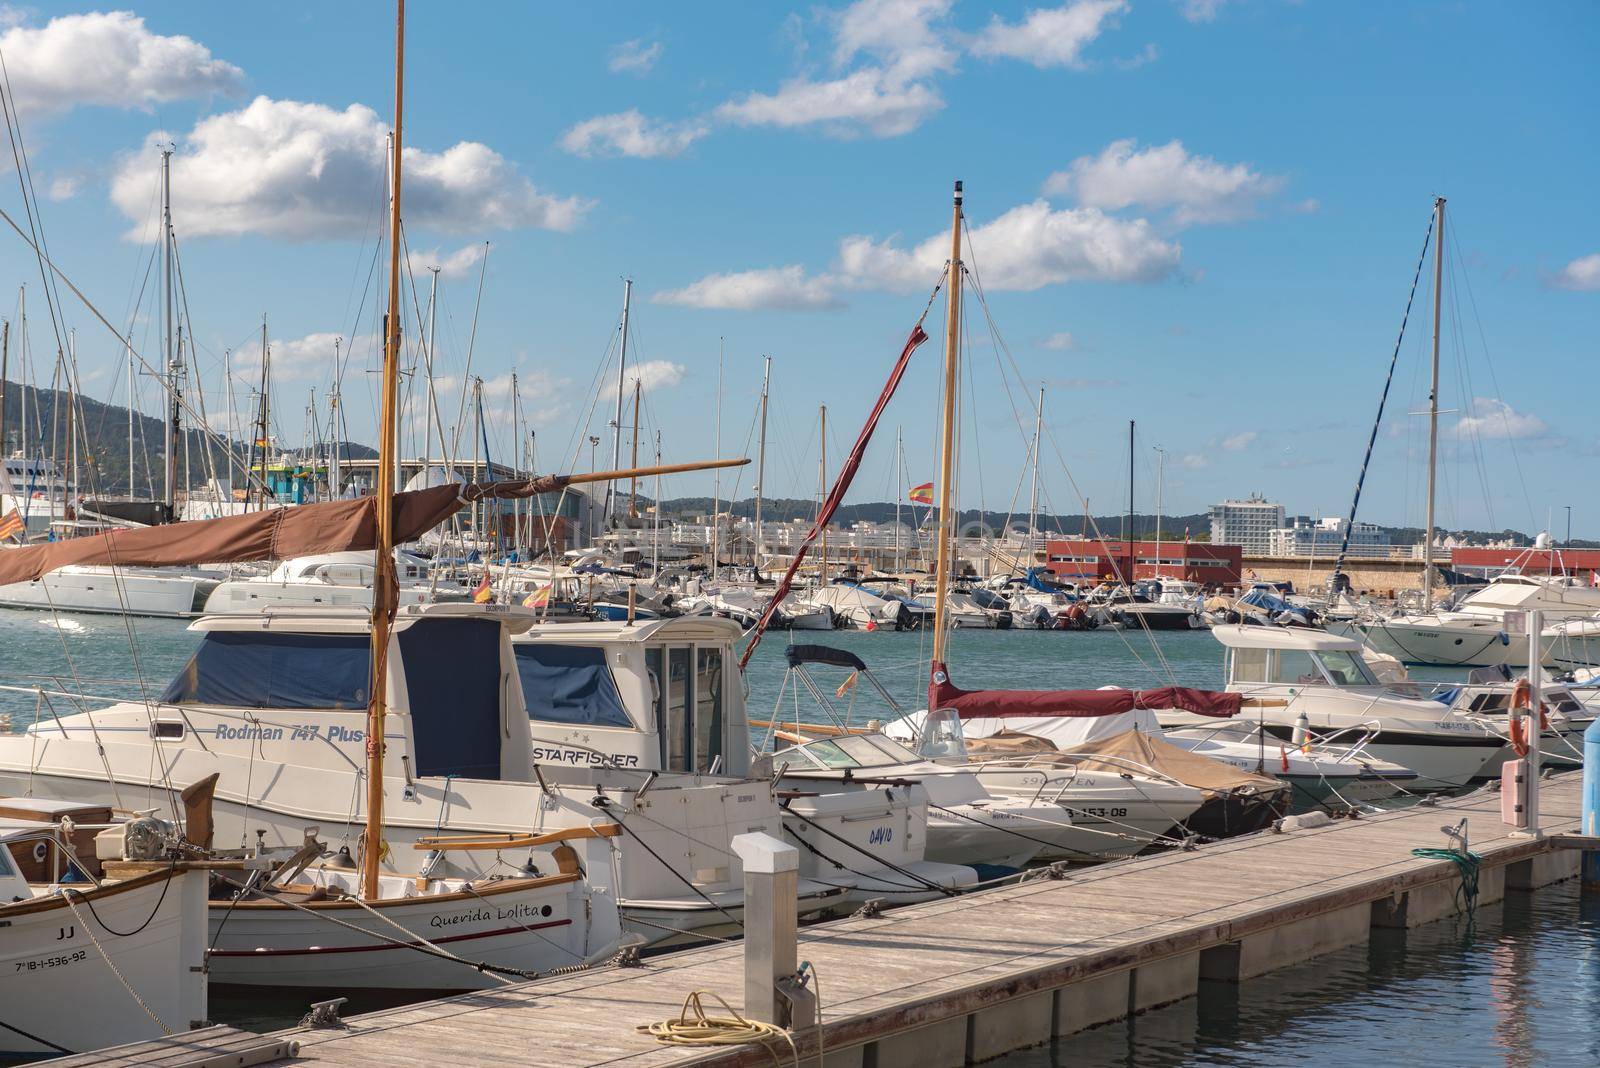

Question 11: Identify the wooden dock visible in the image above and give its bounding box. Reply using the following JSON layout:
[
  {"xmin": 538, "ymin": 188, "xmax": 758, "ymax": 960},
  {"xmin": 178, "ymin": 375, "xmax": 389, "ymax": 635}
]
[{"xmin": 81, "ymin": 773, "xmax": 1592, "ymax": 1068}]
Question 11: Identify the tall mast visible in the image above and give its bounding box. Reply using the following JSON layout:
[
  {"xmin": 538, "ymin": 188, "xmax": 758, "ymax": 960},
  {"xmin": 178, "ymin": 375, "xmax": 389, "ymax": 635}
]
[
  {"xmin": 629, "ymin": 377, "xmax": 641, "ymax": 518},
  {"xmin": 652, "ymin": 430, "xmax": 662, "ymax": 574},
  {"xmin": 1027, "ymin": 384, "xmax": 1043, "ymax": 560},
  {"xmin": 66, "ymin": 331, "xmax": 76, "ymax": 509},
  {"xmin": 711, "ymin": 337, "xmax": 723, "ymax": 576},
  {"xmin": 126, "ymin": 332, "xmax": 134, "ymax": 494},
  {"xmin": 1422, "ymin": 196, "xmax": 1445, "ymax": 611},
  {"xmin": 1153, "ymin": 446, "xmax": 1165, "ymax": 581},
  {"xmin": 894, "ymin": 425, "xmax": 903, "ymax": 573},
  {"xmin": 17, "ymin": 287, "xmax": 26, "ymax": 462},
  {"xmin": 605, "ymin": 278, "xmax": 632, "ymax": 526},
  {"xmin": 161, "ymin": 148, "xmax": 178, "ymax": 511},
  {"xmin": 818, "ymin": 404, "xmax": 828, "ymax": 585},
  {"xmin": 1125, "ymin": 420, "xmax": 1135, "ymax": 582},
  {"xmin": 423, "ymin": 266, "xmax": 440, "ymax": 474},
  {"xmin": 0, "ymin": 319, "xmax": 9, "ymax": 462},
  {"xmin": 753, "ymin": 356, "xmax": 770, "ymax": 573},
  {"xmin": 363, "ymin": 0, "xmax": 405, "ymax": 903},
  {"xmin": 930, "ymin": 180, "xmax": 964, "ymax": 666},
  {"xmin": 328, "ymin": 338, "xmax": 342, "ymax": 498},
  {"xmin": 511, "ymin": 371, "xmax": 522, "ymax": 553}
]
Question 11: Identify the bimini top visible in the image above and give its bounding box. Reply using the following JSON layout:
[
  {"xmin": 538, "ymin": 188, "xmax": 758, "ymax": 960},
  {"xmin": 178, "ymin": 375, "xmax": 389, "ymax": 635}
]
[
  {"xmin": 187, "ymin": 601, "xmax": 544, "ymax": 635},
  {"xmin": 784, "ymin": 644, "xmax": 868, "ymax": 672},
  {"xmin": 514, "ymin": 614, "xmax": 745, "ymax": 646},
  {"xmin": 1210, "ymin": 623, "xmax": 1363, "ymax": 652}
]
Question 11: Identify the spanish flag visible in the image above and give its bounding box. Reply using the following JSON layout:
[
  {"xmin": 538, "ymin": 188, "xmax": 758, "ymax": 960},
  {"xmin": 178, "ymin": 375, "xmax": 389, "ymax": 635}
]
[
  {"xmin": 472, "ymin": 572, "xmax": 493, "ymax": 604},
  {"xmin": 522, "ymin": 585, "xmax": 551, "ymax": 608},
  {"xmin": 0, "ymin": 510, "xmax": 23, "ymax": 540},
  {"xmin": 908, "ymin": 482, "xmax": 934, "ymax": 504}
]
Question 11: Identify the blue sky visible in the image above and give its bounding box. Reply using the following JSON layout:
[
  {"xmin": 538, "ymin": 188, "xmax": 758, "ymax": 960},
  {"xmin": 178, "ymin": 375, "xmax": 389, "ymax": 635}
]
[{"xmin": 0, "ymin": 1, "xmax": 1594, "ymax": 536}]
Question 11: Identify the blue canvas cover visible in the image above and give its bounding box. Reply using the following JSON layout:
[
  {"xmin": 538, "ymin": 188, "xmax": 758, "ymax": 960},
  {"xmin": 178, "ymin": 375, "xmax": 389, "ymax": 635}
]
[
  {"xmin": 515, "ymin": 643, "xmax": 632, "ymax": 728},
  {"xmin": 399, "ymin": 618, "xmax": 504, "ymax": 779},
  {"xmin": 161, "ymin": 631, "xmax": 371, "ymax": 709}
]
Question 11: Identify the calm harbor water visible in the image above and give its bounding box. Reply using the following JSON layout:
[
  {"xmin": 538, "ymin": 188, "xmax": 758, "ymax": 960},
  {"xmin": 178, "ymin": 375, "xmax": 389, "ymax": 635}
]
[{"xmin": 0, "ymin": 605, "xmax": 1561, "ymax": 1059}]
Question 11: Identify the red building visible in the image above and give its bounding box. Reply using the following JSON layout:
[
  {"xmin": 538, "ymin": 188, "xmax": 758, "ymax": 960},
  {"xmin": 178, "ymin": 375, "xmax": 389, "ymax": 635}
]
[
  {"xmin": 1044, "ymin": 539, "xmax": 1242, "ymax": 585},
  {"xmin": 1449, "ymin": 546, "xmax": 1600, "ymax": 586}
]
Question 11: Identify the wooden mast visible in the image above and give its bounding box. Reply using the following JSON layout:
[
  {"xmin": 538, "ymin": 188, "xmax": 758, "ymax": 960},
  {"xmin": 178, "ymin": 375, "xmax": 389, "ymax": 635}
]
[
  {"xmin": 930, "ymin": 180, "xmax": 963, "ymax": 668},
  {"xmin": 363, "ymin": 0, "xmax": 405, "ymax": 902}
]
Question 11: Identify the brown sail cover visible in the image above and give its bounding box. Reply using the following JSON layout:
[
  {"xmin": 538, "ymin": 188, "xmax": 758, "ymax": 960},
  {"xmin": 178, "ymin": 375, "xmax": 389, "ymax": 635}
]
[
  {"xmin": 928, "ymin": 660, "xmax": 1241, "ymax": 719},
  {"xmin": 0, "ymin": 477, "xmax": 563, "ymax": 587}
]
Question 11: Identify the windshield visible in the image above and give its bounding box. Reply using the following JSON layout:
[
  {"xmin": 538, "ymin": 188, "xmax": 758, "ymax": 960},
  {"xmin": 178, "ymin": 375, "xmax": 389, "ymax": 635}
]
[{"xmin": 1316, "ymin": 650, "xmax": 1375, "ymax": 686}]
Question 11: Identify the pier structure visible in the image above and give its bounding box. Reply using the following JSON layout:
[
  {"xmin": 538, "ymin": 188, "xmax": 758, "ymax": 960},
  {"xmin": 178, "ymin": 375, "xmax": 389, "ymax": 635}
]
[{"xmin": 67, "ymin": 771, "xmax": 1595, "ymax": 1068}]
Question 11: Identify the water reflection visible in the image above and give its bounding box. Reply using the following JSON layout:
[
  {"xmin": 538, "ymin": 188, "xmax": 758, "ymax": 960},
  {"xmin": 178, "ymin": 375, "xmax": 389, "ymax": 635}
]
[{"xmin": 993, "ymin": 883, "xmax": 1599, "ymax": 1067}]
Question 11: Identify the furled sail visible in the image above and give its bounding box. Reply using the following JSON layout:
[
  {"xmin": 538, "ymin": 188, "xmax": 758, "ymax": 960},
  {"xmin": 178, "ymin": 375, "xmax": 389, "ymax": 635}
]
[
  {"xmin": 0, "ymin": 477, "xmax": 557, "ymax": 586},
  {"xmin": 928, "ymin": 660, "xmax": 1241, "ymax": 719}
]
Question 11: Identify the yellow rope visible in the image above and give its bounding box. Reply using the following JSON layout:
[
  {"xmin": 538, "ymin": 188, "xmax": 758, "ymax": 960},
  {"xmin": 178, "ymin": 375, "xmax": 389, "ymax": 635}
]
[{"xmin": 637, "ymin": 990, "xmax": 798, "ymax": 1064}]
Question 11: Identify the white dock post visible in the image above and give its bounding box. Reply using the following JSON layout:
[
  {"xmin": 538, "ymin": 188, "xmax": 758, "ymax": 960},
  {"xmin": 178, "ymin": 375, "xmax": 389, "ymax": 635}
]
[
  {"xmin": 1524, "ymin": 608, "xmax": 1542, "ymax": 838},
  {"xmin": 730, "ymin": 831, "xmax": 813, "ymax": 1029}
]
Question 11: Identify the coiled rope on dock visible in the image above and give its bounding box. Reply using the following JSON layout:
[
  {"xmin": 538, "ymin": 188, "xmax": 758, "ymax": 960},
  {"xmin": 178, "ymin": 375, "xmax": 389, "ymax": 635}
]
[{"xmin": 637, "ymin": 990, "xmax": 799, "ymax": 1065}]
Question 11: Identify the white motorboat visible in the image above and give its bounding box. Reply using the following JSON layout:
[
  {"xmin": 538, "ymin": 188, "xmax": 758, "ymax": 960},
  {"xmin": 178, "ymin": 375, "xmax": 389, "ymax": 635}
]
[
  {"xmin": 0, "ymin": 563, "xmax": 223, "ymax": 617},
  {"xmin": 802, "ymin": 579, "xmax": 928, "ymax": 630},
  {"xmin": 1350, "ymin": 573, "xmax": 1600, "ymax": 667},
  {"xmin": 203, "ymin": 550, "xmax": 462, "ymax": 613},
  {"xmin": 771, "ymin": 732, "xmax": 1082, "ymax": 869},
  {"xmin": 1178, "ymin": 624, "xmax": 1510, "ymax": 787},
  {"xmin": 0, "ymin": 804, "xmax": 209, "ymax": 1060}
]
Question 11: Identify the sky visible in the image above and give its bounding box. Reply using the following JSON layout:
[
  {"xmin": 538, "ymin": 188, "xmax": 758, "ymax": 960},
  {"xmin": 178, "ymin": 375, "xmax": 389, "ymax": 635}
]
[{"xmin": 0, "ymin": 1, "xmax": 1594, "ymax": 538}]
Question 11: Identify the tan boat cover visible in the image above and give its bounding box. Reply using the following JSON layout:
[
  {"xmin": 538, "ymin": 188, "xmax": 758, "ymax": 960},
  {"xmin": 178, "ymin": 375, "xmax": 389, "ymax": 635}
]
[
  {"xmin": 968, "ymin": 728, "xmax": 1283, "ymax": 797},
  {"xmin": 0, "ymin": 477, "xmax": 563, "ymax": 587}
]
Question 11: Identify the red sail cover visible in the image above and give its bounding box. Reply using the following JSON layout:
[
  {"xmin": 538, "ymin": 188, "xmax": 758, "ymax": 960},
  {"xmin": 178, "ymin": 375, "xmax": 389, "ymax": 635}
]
[
  {"xmin": 928, "ymin": 660, "xmax": 1242, "ymax": 719},
  {"xmin": 0, "ymin": 476, "xmax": 565, "ymax": 587},
  {"xmin": 738, "ymin": 323, "xmax": 929, "ymax": 669}
]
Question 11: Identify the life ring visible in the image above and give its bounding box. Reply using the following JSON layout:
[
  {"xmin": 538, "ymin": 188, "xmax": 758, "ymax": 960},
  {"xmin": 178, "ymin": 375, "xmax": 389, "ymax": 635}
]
[{"xmin": 1507, "ymin": 678, "xmax": 1550, "ymax": 758}]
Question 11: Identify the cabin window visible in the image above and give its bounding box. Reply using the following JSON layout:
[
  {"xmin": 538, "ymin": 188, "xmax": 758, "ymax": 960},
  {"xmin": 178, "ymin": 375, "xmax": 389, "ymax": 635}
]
[
  {"xmin": 515, "ymin": 644, "xmax": 631, "ymax": 728},
  {"xmin": 662, "ymin": 648, "xmax": 693, "ymax": 772},
  {"xmin": 160, "ymin": 632, "xmax": 370, "ymax": 709},
  {"xmin": 695, "ymin": 647, "xmax": 725, "ymax": 773},
  {"xmin": 1231, "ymin": 647, "xmax": 1268, "ymax": 683},
  {"xmin": 1267, "ymin": 650, "xmax": 1323, "ymax": 685},
  {"xmin": 1317, "ymin": 650, "xmax": 1374, "ymax": 686}
]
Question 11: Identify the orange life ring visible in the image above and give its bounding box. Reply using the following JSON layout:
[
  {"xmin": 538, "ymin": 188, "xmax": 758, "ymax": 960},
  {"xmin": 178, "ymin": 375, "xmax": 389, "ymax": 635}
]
[{"xmin": 1507, "ymin": 678, "xmax": 1550, "ymax": 758}]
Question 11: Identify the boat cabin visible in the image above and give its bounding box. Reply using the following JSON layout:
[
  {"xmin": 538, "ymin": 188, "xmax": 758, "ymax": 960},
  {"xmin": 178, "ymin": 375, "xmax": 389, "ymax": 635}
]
[
  {"xmin": 1213, "ymin": 624, "xmax": 1380, "ymax": 689},
  {"xmin": 511, "ymin": 616, "xmax": 750, "ymax": 777},
  {"xmin": 159, "ymin": 603, "xmax": 539, "ymax": 782}
]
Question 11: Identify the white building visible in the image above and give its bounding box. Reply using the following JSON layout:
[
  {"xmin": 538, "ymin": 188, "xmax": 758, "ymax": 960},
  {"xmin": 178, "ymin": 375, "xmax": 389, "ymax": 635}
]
[
  {"xmin": 1208, "ymin": 495, "xmax": 1285, "ymax": 554},
  {"xmin": 1269, "ymin": 515, "xmax": 1391, "ymax": 558}
]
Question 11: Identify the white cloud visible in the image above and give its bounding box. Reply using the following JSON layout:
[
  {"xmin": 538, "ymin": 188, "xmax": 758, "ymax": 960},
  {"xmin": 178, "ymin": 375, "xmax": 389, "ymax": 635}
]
[
  {"xmin": 608, "ymin": 38, "xmax": 662, "ymax": 75},
  {"xmin": 604, "ymin": 360, "xmax": 688, "ymax": 399},
  {"xmin": 561, "ymin": 109, "xmax": 709, "ymax": 159},
  {"xmin": 232, "ymin": 330, "xmax": 357, "ymax": 383},
  {"xmin": 1177, "ymin": 0, "xmax": 1228, "ymax": 23},
  {"xmin": 1044, "ymin": 138, "xmax": 1286, "ymax": 224},
  {"xmin": 653, "ymin": 265, "xmax": 844, "ymax": 310},
  {"xmin": 715, "ymin": 0, "xmax": 955, "ymax": 139},
  {"xmin": 1455, "ymin": 398, "xmax": 1548, "ymax": 441},
  {"xmin": 46, "ymin": 174, "xmax": 82, "ymax": 201},
  {"xmin": 1038, "ymin": 331, "xmax": 1077, "ymax": 350},
  {"xmin": 0, "ymin": 10, "xmax": 242, "ymax": 117},
  {"xmin": 715, "ymin": 68, "xmax": 944, "ymax": 139},
  {"xmin": 110, "ymin": 96, "xmax": 590, "ymax": 241},
  {"xmin": 1179, "ymin": 452, "xmax": 1209, "ymax": 469},
  {"xmin": 1552, "ymin": 253, "xmax": 1600, "ymax": 292},
  {"xmin": 970, "ymin": 1, "xmax": 1128, "ymax": 69},
  {"xmin": 407, "ymin": 243, "xmax": 488, "ymax": 281},
  {"xmin": 659, "ymin": 198, "xmax": 1179, "ymax": 311},
  {"xmin": 836, "ymin": 199, "xmax": 1181, "ymax": 291},
  {"xmin": 1220, "ymin": 430, "xmax": 1256, "ymax": 451}
]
